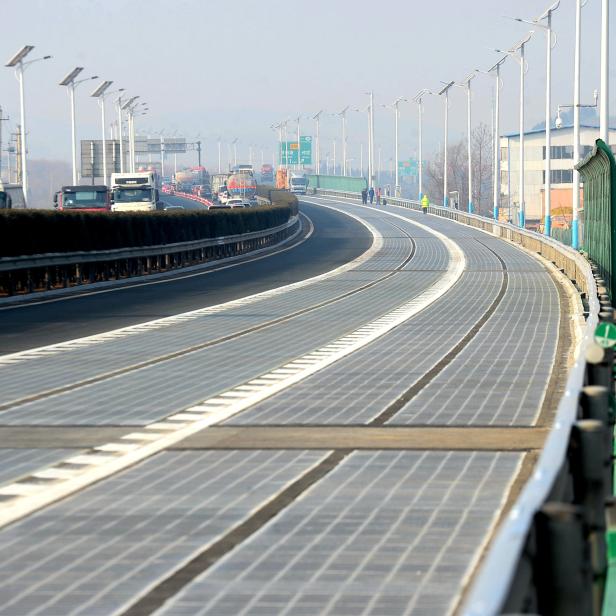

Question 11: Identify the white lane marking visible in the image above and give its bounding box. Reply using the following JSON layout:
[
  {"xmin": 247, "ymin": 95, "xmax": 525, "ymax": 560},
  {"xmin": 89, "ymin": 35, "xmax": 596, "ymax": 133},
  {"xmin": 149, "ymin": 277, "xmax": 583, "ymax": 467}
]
[
  {"xmin": 0, "ymin": 207, "xmax": 465, "ymax": 529},
  {"xmin": 0, "ymin": 211, "xmax": 382, "ymax": 367},
  {"xmin": 0, "ymin": 214, "xmax": 310, "ymax": 312}
]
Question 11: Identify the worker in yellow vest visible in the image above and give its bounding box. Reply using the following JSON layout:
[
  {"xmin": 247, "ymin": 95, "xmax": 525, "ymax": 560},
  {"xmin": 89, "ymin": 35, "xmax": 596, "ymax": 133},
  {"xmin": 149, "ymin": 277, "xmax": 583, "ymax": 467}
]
[{"xmin": 421, "ymin": 194, "xmax": 429, "ymax": 214}]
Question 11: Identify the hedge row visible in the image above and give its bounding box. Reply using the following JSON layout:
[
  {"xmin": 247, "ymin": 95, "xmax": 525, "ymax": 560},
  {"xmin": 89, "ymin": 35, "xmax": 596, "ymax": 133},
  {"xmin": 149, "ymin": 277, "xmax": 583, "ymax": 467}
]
[
  {"xmin": 0, "ymin": 205, "xmax": 293, "ymax": 258},
  {"xmin": 257, "ymin": 185, "xmax": 299, "ymax": 214}
]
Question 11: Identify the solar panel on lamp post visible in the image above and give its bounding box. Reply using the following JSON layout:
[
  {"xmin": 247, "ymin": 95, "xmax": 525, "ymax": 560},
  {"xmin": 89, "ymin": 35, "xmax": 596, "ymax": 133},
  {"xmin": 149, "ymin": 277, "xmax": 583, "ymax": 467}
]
[
  {"xmin": 5, "ymin": 45, "xmax": 52, "ymax": 205},
  {"xmin": 60, "ymin": 68, "xmax": 98, "ymax": 184}
]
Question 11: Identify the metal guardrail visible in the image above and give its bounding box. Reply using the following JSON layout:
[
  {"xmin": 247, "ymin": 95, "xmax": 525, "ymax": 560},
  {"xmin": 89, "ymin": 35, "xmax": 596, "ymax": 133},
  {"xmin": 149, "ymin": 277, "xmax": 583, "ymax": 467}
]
[
  {"xmin": 0, "ymin": 215, "xmax": 299, "ymax": 297},
  {"xmin": 315, "ymin": 188, "xmax": 612, "ymax": 615}
]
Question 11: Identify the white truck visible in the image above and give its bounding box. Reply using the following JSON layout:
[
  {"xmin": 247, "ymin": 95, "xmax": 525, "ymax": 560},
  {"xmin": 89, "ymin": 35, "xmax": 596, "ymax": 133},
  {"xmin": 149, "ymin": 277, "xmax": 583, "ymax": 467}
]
[
  {"xmin": 289, "ymin": 172, "xmax": 308, "ymax": 195},
  {"xmin": 110, "ymin": 172, "xmax": 161, "ymax": 212},
  {"xmin": 0, "ymin": 181, "xmax": 26, "ymax": 209}
]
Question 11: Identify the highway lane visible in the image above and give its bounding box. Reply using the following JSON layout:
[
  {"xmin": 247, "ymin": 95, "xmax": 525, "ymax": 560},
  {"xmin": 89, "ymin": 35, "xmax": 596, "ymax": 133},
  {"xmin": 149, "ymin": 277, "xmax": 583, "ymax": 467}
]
[
  {"xmin": 0, "ymin": 196, "xmax": 573, "ymax": 615},
  {"xmin": 161, "ymin": 193, "xmax": 208, "ymax": 210},
  {"xmin": 0, "ymin": 201, "xmax": 371, "ymax": 353}
]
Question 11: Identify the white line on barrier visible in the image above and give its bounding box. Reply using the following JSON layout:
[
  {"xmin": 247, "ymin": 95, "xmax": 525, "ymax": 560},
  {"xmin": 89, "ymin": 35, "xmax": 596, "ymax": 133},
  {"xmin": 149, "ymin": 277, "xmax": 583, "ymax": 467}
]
[
  {"xmin": 0, "ymin": 214, "xmax": 306, "ymax": 312},
  {"xmin": 0, "ymin": 210, "xmax": 380, "ymax": 366}
]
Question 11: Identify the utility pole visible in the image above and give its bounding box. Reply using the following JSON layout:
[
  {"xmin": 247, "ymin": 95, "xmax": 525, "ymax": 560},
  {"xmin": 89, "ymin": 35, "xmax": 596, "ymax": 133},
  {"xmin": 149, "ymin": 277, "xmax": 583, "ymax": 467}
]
[
  {"xmin": 0, "ymin": 106, "xmax": 8, "ymax": 182},
  {"xmin": 15, "ymin": 125, "xmax": 22, "ymax": 184}
]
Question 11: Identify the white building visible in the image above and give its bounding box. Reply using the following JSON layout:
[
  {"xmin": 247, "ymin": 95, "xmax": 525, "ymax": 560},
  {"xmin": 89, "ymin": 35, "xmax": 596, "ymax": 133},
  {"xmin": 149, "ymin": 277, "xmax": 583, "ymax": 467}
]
[{"xmin": 499, "ymin": 125, "xmax": 616, "ymax": 228}]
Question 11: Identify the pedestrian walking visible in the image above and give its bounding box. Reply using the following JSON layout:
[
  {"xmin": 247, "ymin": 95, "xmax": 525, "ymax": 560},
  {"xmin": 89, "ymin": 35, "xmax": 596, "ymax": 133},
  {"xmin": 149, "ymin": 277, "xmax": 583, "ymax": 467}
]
[
  {"xmin": 368, "ymin": 187, "xmax": 375, "ymax": 204},
  {"xmin": 421, "ymin": 194, "xmax": 429, "ymax": 214},
  {"xmin": 361, "ymin": 188, "xmax": 368, "ymax": 204},
  {"xmin": 376, "ymin": 187, "xmax": 381, "ymax": 206}
]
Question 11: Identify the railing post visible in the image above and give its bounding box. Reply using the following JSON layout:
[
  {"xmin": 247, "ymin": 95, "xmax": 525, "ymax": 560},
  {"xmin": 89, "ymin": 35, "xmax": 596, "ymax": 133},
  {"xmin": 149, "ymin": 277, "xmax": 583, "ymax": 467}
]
[{"xmin": 535, "ymin": 502, "xmax": 594, "ymax": 616}]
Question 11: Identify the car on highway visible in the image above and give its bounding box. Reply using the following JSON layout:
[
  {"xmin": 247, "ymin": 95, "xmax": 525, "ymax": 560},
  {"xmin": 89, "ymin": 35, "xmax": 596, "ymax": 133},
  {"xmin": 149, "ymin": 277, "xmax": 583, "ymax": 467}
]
[
  {"xmin": 163, "ymin": 204, "xmax": 184, "ymax": 211},
  {"xmin": 227, "ymin": 198, "xmax": 250, "ymax": 208},
  {"xmin": 207, "ymin": 203, "xmax": 231, "ymax": 210},
  {"xmin": 217, "ymin": 189, "xmax": 230, "ymax": 204}
]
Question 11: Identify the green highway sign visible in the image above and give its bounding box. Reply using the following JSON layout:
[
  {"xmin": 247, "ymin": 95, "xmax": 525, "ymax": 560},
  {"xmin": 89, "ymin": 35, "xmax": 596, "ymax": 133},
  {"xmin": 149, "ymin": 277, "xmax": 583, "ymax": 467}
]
[
  {"xmin": 594, "ymin": 321, "xmax": 616, "ymax": 348},
  {"xmin": 398, "ymin": 159, "xmax": 418, "ymax": 176},
  {"xmin": 280, "ymin": 136, "xmax": 312, "ymax": 165}
]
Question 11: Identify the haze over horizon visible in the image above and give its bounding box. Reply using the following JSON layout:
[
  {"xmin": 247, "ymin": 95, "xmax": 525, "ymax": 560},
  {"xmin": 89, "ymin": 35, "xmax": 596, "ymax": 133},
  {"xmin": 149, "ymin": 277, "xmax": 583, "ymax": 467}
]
[{"xmin": 1, "ymin": 0, "xmax": 615, "ymax": 172}]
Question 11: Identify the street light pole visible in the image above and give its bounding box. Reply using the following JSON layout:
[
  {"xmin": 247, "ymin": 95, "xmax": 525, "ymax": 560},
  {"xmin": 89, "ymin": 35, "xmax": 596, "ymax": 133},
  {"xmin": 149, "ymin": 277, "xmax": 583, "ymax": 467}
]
[
  {"xmin": 600, "ymin": 0, "xmax": 609, "ymax": 143},
  {"xmin": 455, "ymin": 75, "xmax": 475, "ymax": 212},
  {"xmin": 117, "ymin": 95, "xmax": 125, "ymax": 173},
  {"xmin": 412, "ymin": 89, "xmax": 435, "ymax": 201},
  {"xmin": 60, "ymin": 68, "xmax": 98, "ymax": 185},
  {"xmin": 336, "ymin": 106, "xmax": 350, "ymax": 176},
  {"xmin": 519, "ymin": 42, "xmax": 526, "ymax": 228},
  {"xmin": 386, "ymin": 97, "xmax": 407, "ymax": 197},
  {"xmin": 496, "ymin": 33, "xmax": 533, "ymax": 228},
  {"xmin": 69, "ymin": 82, "xmax": 77, "ymax": 183},
  {"xmin": 573, "ymin": 0, "xmax": 583, "ymax": 248},
  {"xmin": 5, "ymin": 46, "xmax": 52, "ymax": 205},
  {"xmin": 91, "ymin": 81, "xmax": 114, "ymax": 183},
  {"xmin": 313, "ymin": 110, "xmax": 324, "ymax": 174},
  {"xmin": 160, "ymin": 135, "xmax": 165, "ymax": 178},
  {"xmin": 438, "ymin": 82, "xmax": 454, "ymax": 207},
  {"xmin": 510, "ymin": 2, "xmax": 560, "ymax": 235},
  {"xmin": 477, "ymin": 59, "xmax": 506, "ymax": 220},
  {"xmin": 417, "ymin": 97, "xmax": 423, "ymax": 199},
  {"xmin": 295, "ymin": 115, "xmax": 301, "ymax": 170}
]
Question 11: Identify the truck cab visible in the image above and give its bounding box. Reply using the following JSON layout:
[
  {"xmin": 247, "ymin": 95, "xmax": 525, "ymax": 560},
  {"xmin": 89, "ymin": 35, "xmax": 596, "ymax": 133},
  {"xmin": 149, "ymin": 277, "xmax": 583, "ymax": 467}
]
[
  {"xmin": 289, "ymin": 173, "xmax": 308, "ymax": 195},
  {"xmin": 53, "ymin": 185, "xmax": 111, "ymax": 212},
  {"xmin": 110, "ymin": 172, "xmax": 160, "ymax": 212}
]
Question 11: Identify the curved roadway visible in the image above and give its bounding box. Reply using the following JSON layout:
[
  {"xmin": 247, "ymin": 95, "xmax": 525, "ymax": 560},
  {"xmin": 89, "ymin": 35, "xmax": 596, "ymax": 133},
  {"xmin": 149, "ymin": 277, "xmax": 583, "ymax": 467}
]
[{"xmin": 0, "ymin": 195, "xmax": 569, "ymax": 615}]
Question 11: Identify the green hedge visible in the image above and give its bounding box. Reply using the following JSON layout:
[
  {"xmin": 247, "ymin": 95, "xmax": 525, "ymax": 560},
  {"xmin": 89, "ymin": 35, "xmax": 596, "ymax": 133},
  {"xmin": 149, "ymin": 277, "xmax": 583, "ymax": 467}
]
[
  {"xmin": 256, "ymin": 185, "xmax": 299, "ymax": 215},
  {"xmin": 0, "ymin": 205, "xmax": 292, "ymax": 258}
]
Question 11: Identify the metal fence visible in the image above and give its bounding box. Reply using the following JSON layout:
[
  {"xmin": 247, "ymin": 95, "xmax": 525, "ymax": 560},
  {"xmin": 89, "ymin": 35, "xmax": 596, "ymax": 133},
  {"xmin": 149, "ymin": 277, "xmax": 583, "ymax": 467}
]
[
  {"xmin": 314, "ymin": 188, "xmax": 612, "ymax": 614},
  {"xmin": 578, "ymin": 139, "xmax": 616, "ymax": 300},
  {"xmin": 306, "ymin": 175, "xmax": 367, "ymax": 192}
]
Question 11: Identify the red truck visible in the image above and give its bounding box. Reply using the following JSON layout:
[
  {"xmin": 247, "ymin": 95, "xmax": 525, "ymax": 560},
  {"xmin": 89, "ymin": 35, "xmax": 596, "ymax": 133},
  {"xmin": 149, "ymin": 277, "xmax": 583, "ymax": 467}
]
[
  {"xmin": 261, "ymin": 163, "xmax": 274, "ymax": 183},
  {"xmin": 53, "ymin": 185, "xmax": 111, "ymax": 212}
]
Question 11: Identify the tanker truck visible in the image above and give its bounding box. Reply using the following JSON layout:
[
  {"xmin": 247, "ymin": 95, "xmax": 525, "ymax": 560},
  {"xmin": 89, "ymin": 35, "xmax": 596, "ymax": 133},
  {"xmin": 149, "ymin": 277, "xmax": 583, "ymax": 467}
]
[
  {"xmin": 227, "ymin": 173, "xmax": 257, "ymax": 200},
  {"xmin": 174, "ymin": 170, "xmax": 194, "ymax": 194}
]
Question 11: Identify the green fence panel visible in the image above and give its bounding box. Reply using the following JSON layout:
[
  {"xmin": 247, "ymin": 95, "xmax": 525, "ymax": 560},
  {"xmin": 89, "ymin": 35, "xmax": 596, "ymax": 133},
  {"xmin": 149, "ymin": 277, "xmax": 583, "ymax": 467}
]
[
  {"xmin": 577, "ymin": 139, "xmax": 616, "ymax": 298},
  {"xmin": 307, "ymin": 175, "xmax": 367, "ymax": 193}
]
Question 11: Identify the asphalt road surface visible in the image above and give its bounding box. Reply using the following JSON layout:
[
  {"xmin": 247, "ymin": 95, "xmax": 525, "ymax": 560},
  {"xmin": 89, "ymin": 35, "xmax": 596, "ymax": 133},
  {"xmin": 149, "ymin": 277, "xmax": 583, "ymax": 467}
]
[{"xmin": 0, "ymin": 201, "xmax": 371, "ymax": 353}]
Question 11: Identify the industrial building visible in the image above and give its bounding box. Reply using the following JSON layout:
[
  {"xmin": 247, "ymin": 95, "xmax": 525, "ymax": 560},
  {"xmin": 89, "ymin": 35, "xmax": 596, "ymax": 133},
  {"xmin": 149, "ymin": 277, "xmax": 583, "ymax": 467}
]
[{"xmin": 499, "ymin": 125, "xmax": 616, "ymax": 229}]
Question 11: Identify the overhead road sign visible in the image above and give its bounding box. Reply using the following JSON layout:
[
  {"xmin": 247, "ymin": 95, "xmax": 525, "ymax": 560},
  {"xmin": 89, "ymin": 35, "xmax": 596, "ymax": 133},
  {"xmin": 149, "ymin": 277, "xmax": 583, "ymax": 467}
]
[{"xmin": 281, "ymin": 136, "xmax": 312, "ymax": 165}]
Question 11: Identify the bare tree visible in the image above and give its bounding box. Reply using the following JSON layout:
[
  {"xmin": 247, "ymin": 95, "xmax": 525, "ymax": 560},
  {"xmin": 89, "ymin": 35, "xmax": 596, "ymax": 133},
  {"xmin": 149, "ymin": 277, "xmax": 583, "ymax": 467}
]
[
  {"xmin": 471, "ymin": 123, "xmax": 493, "ymax": 215},
  {"xmin": 425, "ymin": 141, "xmax": 466, "ymax": 207},
  {"xmin": 425, "ymin": 122, "xmax": 493, "ymax": 214}
]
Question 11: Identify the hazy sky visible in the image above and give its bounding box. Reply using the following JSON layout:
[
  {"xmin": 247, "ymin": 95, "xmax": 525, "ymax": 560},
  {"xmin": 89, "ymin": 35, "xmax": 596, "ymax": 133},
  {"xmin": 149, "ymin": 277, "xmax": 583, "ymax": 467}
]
[{"xmin": 1, "ymin": 0, "xmax": 614, "ymax": 171}]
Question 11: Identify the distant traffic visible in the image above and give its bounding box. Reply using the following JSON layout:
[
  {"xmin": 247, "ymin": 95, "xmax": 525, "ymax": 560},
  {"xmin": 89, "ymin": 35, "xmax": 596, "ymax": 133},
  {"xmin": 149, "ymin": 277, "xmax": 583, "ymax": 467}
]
[{"xmin": 37, "ymin": 162, "xmax": 310, "ymax": 214}]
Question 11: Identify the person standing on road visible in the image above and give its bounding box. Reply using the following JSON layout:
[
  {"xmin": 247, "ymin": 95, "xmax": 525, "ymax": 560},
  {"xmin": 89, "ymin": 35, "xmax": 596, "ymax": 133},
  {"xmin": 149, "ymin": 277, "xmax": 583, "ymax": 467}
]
[
  {"xmin": 368, "ymin": 186, "xmax": 375, "ymax": 204},
  {"xmin": 376, "ymin": 187, "xmax": 381, "ymax": 205},
  {"xmin": 361, "ymin": 187, "xmax": 368, "ymax": 204},
  {"xmin": 421, "ymin": 194, "xmax": 429, "ymax": 214}
]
